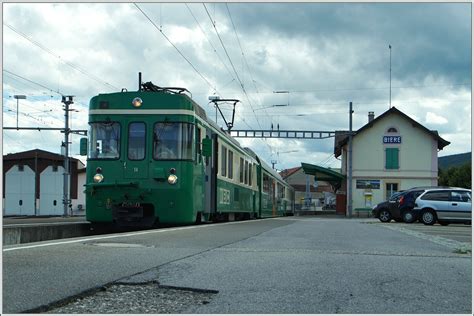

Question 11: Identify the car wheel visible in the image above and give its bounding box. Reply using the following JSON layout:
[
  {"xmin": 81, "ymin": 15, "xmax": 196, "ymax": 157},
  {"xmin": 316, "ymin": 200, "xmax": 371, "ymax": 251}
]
[
  {"xmin": 438, "ymin": 221, "xmax": 449, "ymax": 226},
  {"xmin": 378, "ymin": 209, "xmax": 392, "ymax": 222},
  {"xmin": 402, "ymin": 210, "xmax": 416, "ymax": 223},
  {"xmin": 421, "ymin": 210, "xmax": 437, "ymax": 225}
]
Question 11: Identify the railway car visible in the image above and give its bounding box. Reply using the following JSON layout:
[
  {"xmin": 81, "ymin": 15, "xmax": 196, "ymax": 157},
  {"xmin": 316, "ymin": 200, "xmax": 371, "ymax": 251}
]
[{"xmin": 81, "ymin": 78, "xmax": 294, "ymax": 227}]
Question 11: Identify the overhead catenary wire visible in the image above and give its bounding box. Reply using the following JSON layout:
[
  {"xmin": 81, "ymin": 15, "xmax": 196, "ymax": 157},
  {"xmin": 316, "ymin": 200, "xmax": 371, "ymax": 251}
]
[
  {"xmin": 3, "ymin": 69, "xmax": 63, "ymax": 96},
  {"xmin": 225, "ymin": 4, "xmax": 261, "ymax": 102},
  {"xmin": 4, "ymin": 22, "xmax": 120, "ymax": 91},
  {"xmin": 133, "ymin": 3, "xmax": 219, "ymax": 95},
  {"xmin": 202, "ymin": 4, "xmax": 273, "ymax": 154},
  {"xmin": 202, "ymin": 4, "xmax": 261, "ymax": 125},
  {"xmin": 185, "ymin": 3, "xmax": 236, "ymax": 89}
]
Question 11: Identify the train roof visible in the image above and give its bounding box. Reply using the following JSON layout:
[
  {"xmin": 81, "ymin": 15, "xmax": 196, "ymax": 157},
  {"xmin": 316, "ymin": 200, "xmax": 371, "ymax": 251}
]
[{"xmin": 243, "ymin": 147, "xmax": 285, "ymax": 183}]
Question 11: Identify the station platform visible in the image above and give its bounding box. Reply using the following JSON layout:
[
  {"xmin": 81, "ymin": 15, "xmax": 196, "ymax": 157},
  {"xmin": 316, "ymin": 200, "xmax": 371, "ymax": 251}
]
[{"xmin": 3, "ymin": 216, "xmax": 91, "ymax": 246}]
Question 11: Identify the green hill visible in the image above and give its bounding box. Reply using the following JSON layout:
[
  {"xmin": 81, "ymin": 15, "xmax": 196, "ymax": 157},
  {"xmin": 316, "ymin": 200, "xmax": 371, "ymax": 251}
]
[{"xmin": 438, "ymin": 152, "xmax": 471, "ymax": 170}]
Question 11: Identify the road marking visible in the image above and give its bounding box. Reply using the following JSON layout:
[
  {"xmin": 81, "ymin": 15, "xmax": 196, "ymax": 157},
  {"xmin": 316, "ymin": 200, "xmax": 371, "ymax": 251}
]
[{"xmin": 3, "ymin": 219, "xmax": 268, "ymax": 252}]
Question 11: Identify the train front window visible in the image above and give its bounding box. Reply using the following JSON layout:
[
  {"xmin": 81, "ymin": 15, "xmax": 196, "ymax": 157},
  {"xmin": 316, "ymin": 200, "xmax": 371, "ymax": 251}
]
[
  {"xmin": 89, "ymin": 122, "xmax": 120, "ymax": 159},
  {"xmin": 153, "ymin": 122, "xmax": 194, "ymax": 160},
  {"xmin": 128, "ymin": 122, "xmax": 146, "ymax": 160}
]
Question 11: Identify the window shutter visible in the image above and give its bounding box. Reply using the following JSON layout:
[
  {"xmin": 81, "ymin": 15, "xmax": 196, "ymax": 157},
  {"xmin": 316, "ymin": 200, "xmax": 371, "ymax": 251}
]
[{"xmin": 386, "ymin": 148, "xmax": 399, "ymax": 169}]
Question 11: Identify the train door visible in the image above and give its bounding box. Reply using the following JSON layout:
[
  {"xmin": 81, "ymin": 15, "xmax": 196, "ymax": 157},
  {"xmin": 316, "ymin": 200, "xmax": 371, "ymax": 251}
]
[
  {"xmin": 204, "ymin": 131, "xmax": 218, "ymax": 218},
  {"xmin": 123, "ymin": 122, "xmax": 149, "ymax": 179}
]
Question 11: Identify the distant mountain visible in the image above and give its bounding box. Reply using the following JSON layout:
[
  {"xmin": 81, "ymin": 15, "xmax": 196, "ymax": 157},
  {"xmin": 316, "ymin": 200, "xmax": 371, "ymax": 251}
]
[{"xmin": 438, "ymin": 152, "xmax": 471, "ymax": 170}]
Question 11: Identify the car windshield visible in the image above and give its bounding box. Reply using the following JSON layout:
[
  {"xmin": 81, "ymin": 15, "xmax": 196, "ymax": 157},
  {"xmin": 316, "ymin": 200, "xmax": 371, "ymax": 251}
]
[
  {"xmin": 88, "ymin": 122, "xmax": 120, "ymax": 159},
  {"xmin": 153, "ymin": 122, "xmax": 194, "ymax": 160}
]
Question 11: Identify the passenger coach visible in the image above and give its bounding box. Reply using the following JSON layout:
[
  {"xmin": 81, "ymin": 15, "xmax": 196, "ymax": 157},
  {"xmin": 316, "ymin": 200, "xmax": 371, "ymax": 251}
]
[{"xmin": 81, "ymin": 78, "xmax": 294, "ymax": 227}]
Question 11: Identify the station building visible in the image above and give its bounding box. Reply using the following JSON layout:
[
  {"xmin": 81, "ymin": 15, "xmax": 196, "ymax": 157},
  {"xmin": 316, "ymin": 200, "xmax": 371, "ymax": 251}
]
[
  {"xmin": 280, "ymin": 166, "xmax": 335, "ymax": 210},
  {"xmin": 3, "ymin": 149, "xmax": 86, "ymax": 216},
  {"xmin": 334, "ymin": 107, "xmax": 450, "ymax": 214}
]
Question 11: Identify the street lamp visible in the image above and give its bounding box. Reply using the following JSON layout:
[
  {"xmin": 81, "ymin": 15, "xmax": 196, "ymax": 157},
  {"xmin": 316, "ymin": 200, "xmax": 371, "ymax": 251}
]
[{"xmin": 13, "ymin": 95, "xmax": 26, "ymax": 129}]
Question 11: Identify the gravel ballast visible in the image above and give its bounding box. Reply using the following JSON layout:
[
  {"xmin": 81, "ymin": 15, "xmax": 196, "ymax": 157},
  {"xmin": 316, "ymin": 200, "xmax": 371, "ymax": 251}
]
[{"xmin": 45, "ymin": 283, "xmax": 216, "ymax": 314}]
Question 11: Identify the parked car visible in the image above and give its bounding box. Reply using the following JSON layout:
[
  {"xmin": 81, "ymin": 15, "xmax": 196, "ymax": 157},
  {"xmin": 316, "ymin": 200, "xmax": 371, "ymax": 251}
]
[
  {"xmin": 413, "ymin": 188, "xmax": 472, "ymax": 225},
  {"xmin": 372, "ymin": 191, "xmax": 405, "ymax": 222},
  {"xmin": 372, "ymin": 186, "xmax": 451, "ymax": 223}
]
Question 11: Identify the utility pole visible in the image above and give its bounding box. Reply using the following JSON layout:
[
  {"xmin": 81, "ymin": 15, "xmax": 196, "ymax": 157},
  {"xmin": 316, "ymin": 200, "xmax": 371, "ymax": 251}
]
[
  {"xmin": 389, "ymin": 44, "xmax": 392, "ymax": 109},
  {"xmin": 348, "ymin": 101, "xmax": 353, "ymax": 218},
  {"xmin": 62, "ymin": 95, "xmax": 74, "ymax": 217}
]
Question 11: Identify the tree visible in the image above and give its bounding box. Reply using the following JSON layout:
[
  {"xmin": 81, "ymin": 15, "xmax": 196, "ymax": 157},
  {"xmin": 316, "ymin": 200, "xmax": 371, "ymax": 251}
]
[{"xmin": 439, "ymin": 163, "xmax": 471, "ymax": 189}]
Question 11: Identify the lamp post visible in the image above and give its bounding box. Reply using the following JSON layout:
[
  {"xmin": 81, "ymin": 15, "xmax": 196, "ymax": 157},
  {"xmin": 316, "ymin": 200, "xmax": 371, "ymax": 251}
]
[{"xmin": 13, "ymin": 95, "xmax": 26, "ymax": 129}]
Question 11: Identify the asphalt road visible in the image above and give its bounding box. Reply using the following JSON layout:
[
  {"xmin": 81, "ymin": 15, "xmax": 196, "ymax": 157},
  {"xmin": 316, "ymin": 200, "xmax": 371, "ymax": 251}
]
[{"xmin": 2, "ymin": 216, "xmax": 471, "ymax": 314}]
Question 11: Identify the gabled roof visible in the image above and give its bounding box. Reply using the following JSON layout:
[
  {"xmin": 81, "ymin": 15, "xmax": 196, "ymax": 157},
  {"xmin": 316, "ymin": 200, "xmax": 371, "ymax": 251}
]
[
  {"xmin": 279, "ymin": 166, "xmax": 301, "ymax": 179},
  {"xmin": 334, "ymin": 107, "xmax": 450, "ymax": 157},
  {"xmin": 3, "ymin": 149, "xmax": 79, "ymax": 162}
]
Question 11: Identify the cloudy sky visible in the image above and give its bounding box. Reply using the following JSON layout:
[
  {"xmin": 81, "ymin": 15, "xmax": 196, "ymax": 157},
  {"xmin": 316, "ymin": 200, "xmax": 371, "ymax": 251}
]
[{"xmin": 2, "ymin": 2, "xmax": 471, "ymax": 170}]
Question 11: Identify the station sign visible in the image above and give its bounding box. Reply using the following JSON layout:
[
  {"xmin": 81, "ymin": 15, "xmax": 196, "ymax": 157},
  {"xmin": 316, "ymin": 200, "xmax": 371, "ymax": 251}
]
[{"xmin": 383, "ymin": 136, "xmax": 401, "ymax": 144}]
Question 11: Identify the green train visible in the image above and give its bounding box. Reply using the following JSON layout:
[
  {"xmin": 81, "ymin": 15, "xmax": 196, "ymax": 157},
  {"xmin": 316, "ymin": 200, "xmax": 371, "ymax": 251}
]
[{"xmin": 81, "ymin": 79, "xmax": 294, "ymax": 227}]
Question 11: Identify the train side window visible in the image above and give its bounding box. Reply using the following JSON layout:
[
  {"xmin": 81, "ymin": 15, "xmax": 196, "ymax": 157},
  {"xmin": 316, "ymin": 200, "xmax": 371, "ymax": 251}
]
[
  {"xmin": 249, "ymin": 163, "xmax": 252, "ymax": 186},
  {"xmin": 221, "ymin": 145, "xmax": 227, "ymax": 177},
  {"xmin": 263, "ymin": 173, "xmax": 270, "ymax": 194},
  {"xmin": 197, "ymin": 128, "xmax": 202, "ymax": 163},
  {"xmin": 128, "ymin": 122, "xmax": 146, "ymax": 160},
  {"xmin": 244, "ymin": 161, "xmax": 249, "ymax": 184},
  {"xmin": 228, "ymin": 150, "xmax": 233, "ymax": 179},
  {"xmin": 239, "ymin": 157, "xmax": 244, "ymax": 183}
]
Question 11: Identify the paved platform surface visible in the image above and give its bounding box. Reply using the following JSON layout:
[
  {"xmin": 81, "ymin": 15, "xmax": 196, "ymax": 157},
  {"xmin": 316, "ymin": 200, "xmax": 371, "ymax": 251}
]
[{"xmin": 3, "ymin": 216, "xmax": 471, "ymax": 314}]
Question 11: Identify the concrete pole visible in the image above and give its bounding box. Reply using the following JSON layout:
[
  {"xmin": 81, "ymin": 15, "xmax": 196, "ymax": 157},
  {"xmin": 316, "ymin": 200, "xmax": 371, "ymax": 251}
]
[
  {"xmin": 348, "ymin": 102, "xmax": 353, "ymax": 218},
  {"xmin": 62, "ymin": 96, "xmax": 73, "ymax": 217}
]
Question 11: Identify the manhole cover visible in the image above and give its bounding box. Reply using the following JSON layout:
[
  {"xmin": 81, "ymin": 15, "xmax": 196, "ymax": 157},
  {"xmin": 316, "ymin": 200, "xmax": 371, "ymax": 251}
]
[{"xmin": 89, "ymin": 242, "xmax": 149, "ymax": 248}]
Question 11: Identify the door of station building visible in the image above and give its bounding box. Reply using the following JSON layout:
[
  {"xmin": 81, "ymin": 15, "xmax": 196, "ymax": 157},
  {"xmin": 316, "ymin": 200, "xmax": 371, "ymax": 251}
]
[{"xmin": 385, "ymin": 182, "xmax": 399, "ymax": 200}]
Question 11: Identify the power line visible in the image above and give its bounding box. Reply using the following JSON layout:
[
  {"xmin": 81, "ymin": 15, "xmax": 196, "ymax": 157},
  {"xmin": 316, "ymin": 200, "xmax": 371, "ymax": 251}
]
[
  {"xmin": 133, "ymin": 3, "xmax": 218, "ymax": 94},
  {"xmin": 202, "ymin": 4, "xmax": 273, "ymax": 153},
  {"xmin": 4, "ymin": 22, "xmax": 120, "ymax": 91},
  {"xmin": 185, "ymin": 3, "xmax": 236, "ymax": 90},
  {"xmin": 202, "ymin": 4, "xmax": 264, "ymax": 127},
  {"xmin": 3, "ymin": 69, "xmax": 63, "ymax": 96},
  {"xmin": 225, "ymin": 4, "xmax": 261, "ymax": 101}
]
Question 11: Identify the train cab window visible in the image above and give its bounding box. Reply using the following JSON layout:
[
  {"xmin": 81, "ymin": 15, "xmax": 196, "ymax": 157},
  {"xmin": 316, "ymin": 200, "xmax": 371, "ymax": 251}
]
[
  {"xmin": 221, "ymin": 146, "xmax": 227, "ymax": 177},
  {"xmin": 228, "ymin": 150, "xmax": 233, "ymax": 179},
  {"xmin": 89, "ymin": 122, "xmax": 120, "ymax": 159},
  {"xmin": 128, "ymin": 122, "xmax": 146, "ymax": 160},
  {"xmin": 153, "ymin": 122, "xmax": 194, "ymax": 160}
]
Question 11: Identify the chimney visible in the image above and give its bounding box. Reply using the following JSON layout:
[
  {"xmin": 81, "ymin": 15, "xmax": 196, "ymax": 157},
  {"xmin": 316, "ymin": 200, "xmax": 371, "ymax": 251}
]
[{"xmin": 368, "ymin": 111, "xmax": 375, "ymax": 123}]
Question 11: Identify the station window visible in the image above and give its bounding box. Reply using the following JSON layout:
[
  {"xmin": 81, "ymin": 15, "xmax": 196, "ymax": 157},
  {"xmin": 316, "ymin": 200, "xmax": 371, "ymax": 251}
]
[
  {"xmin": 221, "ymin": 145, "xmax": 227, "ymax": 177},
  {"xmin": 387, "ymin": 127, "xmax": 398, "ymax": 133},
  {"xmin": 385, "ymin": 148, "xmax": 399, "ymax": 169},
  {"xmin": 128, "ymin": 122, "xmax": 146, "ymax": 160},
  {"xmin": 228, "ymin": 150, "xmax": 233, "ymax": 179},
  {"xmin": 52, "ymin": 165, "xmax": 58, "ymax": 172},
  {"xmin": 18, "ymin": 165, "xmax": 24, "ymax": 172}
]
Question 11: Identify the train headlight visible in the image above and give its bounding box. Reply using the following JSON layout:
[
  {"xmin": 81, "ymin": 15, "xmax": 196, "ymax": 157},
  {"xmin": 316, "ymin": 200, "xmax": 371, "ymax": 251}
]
[
  {"xmin": 167, "ymin": 174, "xmax": 178, "ymax": 185},
  {"xmin": 93, "ymin": 173, "xmax": 104, "ymax": 183}
]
